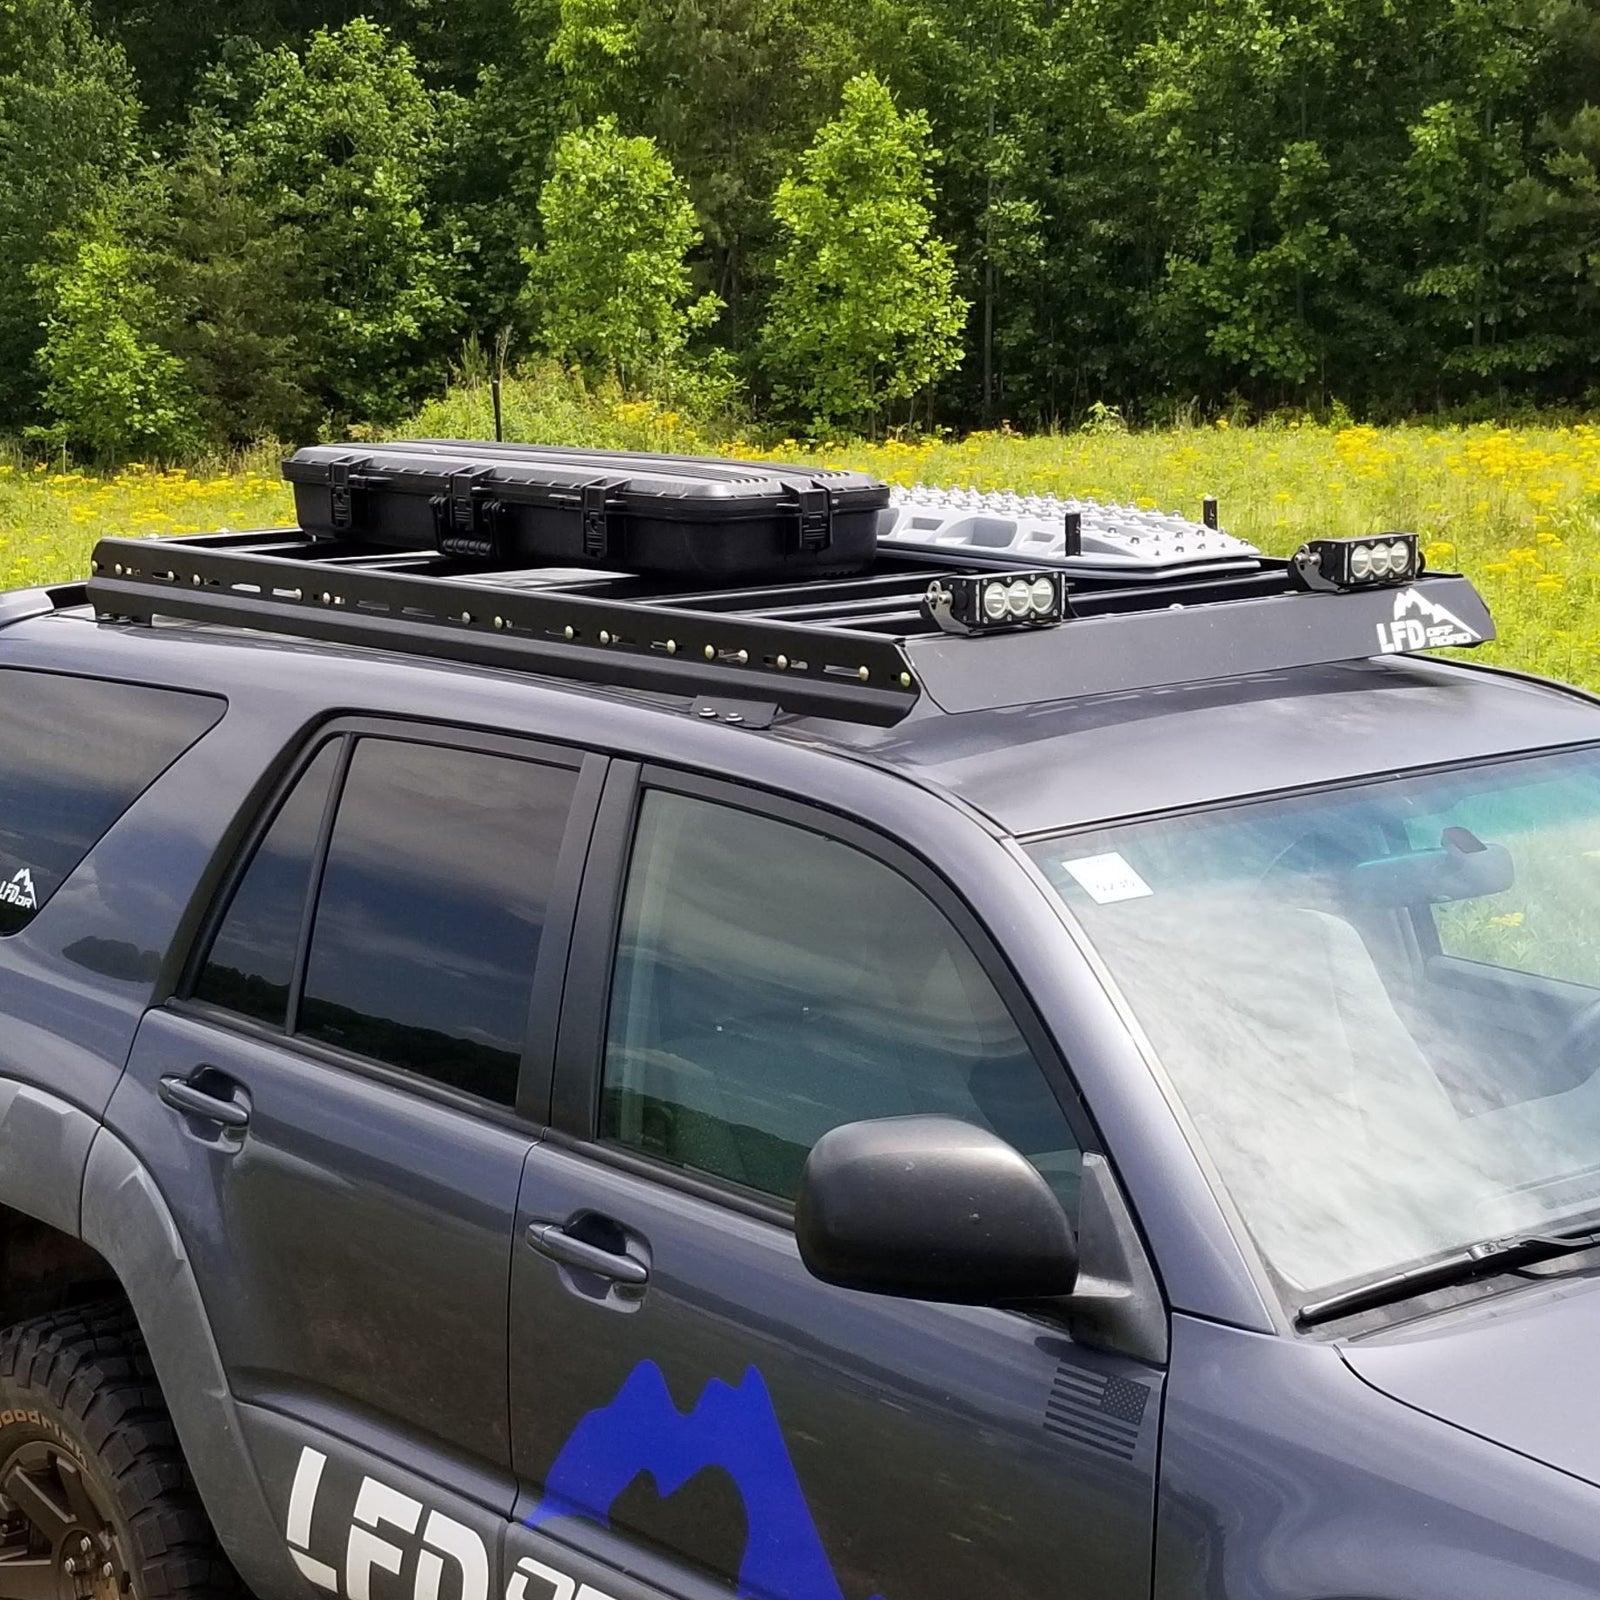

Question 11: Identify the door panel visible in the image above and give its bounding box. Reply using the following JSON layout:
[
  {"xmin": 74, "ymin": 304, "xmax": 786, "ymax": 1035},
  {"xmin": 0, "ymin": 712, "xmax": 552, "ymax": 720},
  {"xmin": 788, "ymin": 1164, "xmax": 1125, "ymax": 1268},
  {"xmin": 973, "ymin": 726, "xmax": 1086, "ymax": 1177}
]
[
  {"xmin": 110, "ymin": 1009, "xmax": 533, "ymax": 1495},
  {"xmin": 508, "ymin": 776, "xmax": 1162, "ymax": 1600},
  {"xmin": 509, "ymin": 1146, "xmax": 1161, "ymax": 1600},
  {"xmin": 107, "ymin": 726, "xmax": 602, "ymax": 1517}
]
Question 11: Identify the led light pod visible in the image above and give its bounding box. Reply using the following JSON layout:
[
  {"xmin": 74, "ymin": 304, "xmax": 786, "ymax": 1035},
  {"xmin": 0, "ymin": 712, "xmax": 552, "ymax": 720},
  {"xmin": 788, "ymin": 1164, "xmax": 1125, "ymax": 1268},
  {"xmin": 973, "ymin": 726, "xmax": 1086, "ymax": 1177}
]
[
  {"xmin": 1289, "ymin": 533, "xmax": 1421, "ymax": 593},
  {"xmin": 925, "ymin": 571, "xmax": 1070, "ymax": 635}
]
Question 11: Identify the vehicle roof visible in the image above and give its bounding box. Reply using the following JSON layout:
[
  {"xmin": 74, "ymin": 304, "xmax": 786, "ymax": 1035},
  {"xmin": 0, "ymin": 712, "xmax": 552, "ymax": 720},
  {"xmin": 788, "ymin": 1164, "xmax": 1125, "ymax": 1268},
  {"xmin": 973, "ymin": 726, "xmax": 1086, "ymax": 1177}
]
[
  {"xmin": 7, "ymin": 603, "xmax": 1599, "ymax": 837},
  {"xmin": 825, "ymin": 654, "xmax": 1600, "ymax": 833}
]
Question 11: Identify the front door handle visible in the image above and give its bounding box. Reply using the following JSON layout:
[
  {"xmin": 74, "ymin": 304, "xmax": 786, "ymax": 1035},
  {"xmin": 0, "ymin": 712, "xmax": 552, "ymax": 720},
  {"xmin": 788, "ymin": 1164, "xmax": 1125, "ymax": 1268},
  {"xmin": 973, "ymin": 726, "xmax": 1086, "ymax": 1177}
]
[
  {"xmin": 527, "ymin": 1221, "xmax": 649, "ymax": 1286},
  {"xmin": 159, "ymin": 1073, "xmax": 251, "ymax": 1130}
]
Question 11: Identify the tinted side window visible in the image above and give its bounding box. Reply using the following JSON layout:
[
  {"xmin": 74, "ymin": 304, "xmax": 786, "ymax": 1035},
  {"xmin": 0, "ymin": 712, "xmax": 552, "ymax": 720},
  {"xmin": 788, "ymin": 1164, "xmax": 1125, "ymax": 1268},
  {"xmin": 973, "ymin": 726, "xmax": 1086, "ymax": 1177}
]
[
  {"xmin": 299, "ymin": 738, "xmax": 577, "ymax": 1105},
  {"xmin": 193, "ymin": 740, "xmax": 341, "ymax": 1026},
  {"xmin": 0, "ymin": 671, "xmax": 223, "ymax": 935},
  {"xmin": 601, "ymin": 791, "xmax": 1082, "ymax": 1208}
]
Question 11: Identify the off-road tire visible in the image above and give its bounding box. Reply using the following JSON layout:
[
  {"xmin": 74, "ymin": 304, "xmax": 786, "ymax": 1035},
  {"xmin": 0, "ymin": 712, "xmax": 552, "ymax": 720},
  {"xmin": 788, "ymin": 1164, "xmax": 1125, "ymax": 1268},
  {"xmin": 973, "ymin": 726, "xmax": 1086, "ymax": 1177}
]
[{"xmin": 0, "ymin": 1301, "xmax": 242, "ymax": 1600}]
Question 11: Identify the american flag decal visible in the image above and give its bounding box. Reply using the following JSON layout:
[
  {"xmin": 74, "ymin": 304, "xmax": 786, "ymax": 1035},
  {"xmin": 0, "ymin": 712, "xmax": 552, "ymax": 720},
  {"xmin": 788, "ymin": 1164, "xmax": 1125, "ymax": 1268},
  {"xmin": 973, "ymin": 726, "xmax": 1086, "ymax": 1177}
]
[{"xmin": 1043, "ymin": 1366, "xmax": 1150, "ymax": 1459}]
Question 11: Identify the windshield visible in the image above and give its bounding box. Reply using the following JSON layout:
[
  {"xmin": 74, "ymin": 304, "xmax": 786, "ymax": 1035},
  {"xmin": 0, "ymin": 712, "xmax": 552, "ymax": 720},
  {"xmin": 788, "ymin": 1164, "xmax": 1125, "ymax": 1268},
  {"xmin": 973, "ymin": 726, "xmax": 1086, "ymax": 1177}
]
[{"xmin": 1027, "ymin": 745, "xmax": 1600, "ymax": 1306}]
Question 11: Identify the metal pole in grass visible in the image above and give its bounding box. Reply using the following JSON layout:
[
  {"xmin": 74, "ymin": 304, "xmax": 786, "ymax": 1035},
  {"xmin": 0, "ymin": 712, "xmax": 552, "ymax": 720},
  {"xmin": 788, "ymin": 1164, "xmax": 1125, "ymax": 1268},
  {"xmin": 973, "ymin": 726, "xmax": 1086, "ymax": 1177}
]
[{"xmin": 491, "ymin": 378, "xmax": 504, "ymax": 443}]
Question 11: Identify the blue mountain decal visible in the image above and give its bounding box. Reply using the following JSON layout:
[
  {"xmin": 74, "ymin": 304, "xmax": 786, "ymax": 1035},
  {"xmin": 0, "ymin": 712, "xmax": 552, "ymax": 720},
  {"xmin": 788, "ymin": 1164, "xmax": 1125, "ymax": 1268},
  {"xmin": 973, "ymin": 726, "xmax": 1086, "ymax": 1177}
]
[{"xmin": 525, "ymin": 1360, "xmax": 879, "ymax": 1600}]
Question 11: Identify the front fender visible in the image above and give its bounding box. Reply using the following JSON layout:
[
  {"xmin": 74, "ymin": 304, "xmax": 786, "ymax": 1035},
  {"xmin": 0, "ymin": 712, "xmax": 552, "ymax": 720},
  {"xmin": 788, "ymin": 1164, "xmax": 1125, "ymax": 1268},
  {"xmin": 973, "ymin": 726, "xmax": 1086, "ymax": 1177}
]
[{"xmin": 1156, "ymin": 1313, "xmax": 1600, "ymax": 1598}]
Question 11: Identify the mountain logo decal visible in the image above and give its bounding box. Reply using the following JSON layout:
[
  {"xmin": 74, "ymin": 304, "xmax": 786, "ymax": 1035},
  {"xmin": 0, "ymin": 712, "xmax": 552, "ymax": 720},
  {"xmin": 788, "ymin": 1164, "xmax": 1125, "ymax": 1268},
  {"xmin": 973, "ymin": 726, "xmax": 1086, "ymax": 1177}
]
[
  {"xmin": 0, "ymin": 868, "xmax": 36, "ymax": 911},
  {"xmin": 1375, "ymin": 587, "xmax": 1481, "ymax": 653},
  {"xmin": 525, "ymin": 1361, "xmax": 879, "ymax": 1600}
]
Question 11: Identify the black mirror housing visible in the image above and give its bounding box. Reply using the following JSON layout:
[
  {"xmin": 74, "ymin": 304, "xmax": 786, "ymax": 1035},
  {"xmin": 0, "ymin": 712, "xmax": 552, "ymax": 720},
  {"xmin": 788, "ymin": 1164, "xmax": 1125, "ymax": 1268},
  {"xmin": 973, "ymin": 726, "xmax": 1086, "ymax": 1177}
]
[{"xmin": 795, "ymin": 1115, "xmax": 1079, "ymax": 1303}]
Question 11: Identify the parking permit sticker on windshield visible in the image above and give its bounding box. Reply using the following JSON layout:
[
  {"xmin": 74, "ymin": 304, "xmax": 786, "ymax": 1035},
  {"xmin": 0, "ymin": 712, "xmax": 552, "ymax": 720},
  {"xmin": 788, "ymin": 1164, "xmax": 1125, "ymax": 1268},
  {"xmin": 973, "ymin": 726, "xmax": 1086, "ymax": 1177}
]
[{"xmin": 1062, "ymin": 852, "xmax": 1153, "ymax": 905}]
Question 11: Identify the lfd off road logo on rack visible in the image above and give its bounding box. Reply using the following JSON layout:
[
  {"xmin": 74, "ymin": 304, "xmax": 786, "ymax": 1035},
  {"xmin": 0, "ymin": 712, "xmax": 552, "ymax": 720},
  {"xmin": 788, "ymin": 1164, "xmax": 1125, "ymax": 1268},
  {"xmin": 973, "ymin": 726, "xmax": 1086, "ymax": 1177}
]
[{"xmin": 1376, "ymin": 588, "xmax": 1482, "ymax": 654}]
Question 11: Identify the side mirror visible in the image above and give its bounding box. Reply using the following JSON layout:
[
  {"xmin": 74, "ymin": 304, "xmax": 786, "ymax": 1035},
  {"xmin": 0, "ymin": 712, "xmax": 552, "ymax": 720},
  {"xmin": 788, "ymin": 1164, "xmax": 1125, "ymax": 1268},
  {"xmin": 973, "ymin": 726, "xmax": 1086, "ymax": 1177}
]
[{"xmin": 795, "ymin": 1115, "xmax": 1078, "ymax": 1303}]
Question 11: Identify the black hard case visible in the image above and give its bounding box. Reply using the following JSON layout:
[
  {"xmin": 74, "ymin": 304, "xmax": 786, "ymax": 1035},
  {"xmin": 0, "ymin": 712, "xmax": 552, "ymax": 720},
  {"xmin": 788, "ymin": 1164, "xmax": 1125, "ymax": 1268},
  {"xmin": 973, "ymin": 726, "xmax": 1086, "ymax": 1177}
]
[{"xmin": 284, "ymin": 441, "xmax": 889, "ymax": 577}]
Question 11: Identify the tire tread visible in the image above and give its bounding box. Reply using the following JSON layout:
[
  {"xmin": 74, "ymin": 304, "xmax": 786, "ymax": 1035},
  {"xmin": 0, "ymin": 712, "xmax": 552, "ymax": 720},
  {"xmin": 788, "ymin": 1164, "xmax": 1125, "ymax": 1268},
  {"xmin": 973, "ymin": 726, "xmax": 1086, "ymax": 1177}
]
[{"xmin": 0, "ymin": 1301, "xmax": 243, "ymax": 1600}]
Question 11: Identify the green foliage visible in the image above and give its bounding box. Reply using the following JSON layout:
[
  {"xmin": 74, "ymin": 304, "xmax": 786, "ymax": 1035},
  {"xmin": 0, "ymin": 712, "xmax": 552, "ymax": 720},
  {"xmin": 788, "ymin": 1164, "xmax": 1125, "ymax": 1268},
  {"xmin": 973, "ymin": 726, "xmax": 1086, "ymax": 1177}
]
[
  {"xmin": 763, "ymin": 74, "xmax": 967, "ymax": 434},
  {"xmin": 0, "ymin": 0, "xmax": 140, "ymax": 425},
  {"xmin": 148, "ymin": 128, "xmax": 317, "ymax": 445},
  {"xmin": 408, "ymin": 362, "xmax": 729, "ymax": 452},
  {"xmin": 523, "ymin": 117, "xmax": 723, "ymax": 394},
  {"xmin": 195, "ymin": 20, "xmax": 462, "ymax": 425},
  {"xmin": 7, "ymin": 0, "xmax": 1600, "ymax": 445},
  {"xmin": 33, "ymin": 221, "xmax": 200, "ymax": 458}
]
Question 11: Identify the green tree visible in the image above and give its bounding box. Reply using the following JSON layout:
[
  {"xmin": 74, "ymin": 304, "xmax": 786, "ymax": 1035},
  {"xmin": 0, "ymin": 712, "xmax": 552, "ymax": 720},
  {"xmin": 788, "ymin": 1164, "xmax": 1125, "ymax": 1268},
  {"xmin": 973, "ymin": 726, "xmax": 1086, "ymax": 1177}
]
[
  {"xmin": 91, "ymin": 0, "xmax": 418, "ymax": 124},
  {"xmin": 0, "ymin": 0, "xmax": 140, "ymax": 426},
  {"xmin": 523, "ymin": 116, "xmax": 721, "ymax": 390},
  {"xmin": 762, "ymin": 73, "xmax": 966, "ymax": 434},
  {"xmin": 196, "ymin": 20, "xmax": 462, "ymax": 425},
  {"xmin": 1484, "ymin": 1, "xmax": 1600, "ymax": 399},
  {"xmin": 151, "ymin": 123, "xmax": 318, "ymax": 445},
  {"xmin": 34, "ymin": 219, "xmax": 200, "ymax": 458}
]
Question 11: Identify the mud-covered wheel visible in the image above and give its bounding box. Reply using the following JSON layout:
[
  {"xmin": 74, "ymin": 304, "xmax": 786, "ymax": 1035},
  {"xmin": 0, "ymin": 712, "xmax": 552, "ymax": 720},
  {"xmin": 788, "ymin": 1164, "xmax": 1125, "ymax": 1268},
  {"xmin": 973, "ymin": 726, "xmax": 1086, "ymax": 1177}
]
[{"xmin": 0, "ymin": 1303, "xmax": 240, "ymax": 1599}]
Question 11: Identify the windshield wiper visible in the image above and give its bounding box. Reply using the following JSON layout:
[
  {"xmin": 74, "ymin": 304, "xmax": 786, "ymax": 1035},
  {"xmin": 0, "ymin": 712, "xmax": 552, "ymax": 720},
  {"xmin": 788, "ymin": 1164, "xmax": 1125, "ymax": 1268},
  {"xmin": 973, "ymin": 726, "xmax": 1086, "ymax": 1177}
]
[{"xmin": 1296, "ymin": 1226, "xmax": 1600, "ymax": 1329}]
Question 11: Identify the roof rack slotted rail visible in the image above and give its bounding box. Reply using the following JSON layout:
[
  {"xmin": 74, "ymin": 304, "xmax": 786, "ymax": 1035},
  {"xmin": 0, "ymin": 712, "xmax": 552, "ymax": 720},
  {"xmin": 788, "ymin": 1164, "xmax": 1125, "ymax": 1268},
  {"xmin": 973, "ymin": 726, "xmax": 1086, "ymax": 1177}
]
[{"xmin": 84, "ymin": 530, "xmax": 1495, "ymax": 726}]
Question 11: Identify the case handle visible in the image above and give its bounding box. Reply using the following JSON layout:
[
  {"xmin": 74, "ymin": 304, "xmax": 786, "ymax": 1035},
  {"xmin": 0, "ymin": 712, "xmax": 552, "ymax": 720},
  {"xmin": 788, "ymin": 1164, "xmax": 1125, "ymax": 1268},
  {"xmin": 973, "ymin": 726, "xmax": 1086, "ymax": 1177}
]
[{"xmin": 431, "ymin": 467, "xmax": 503, "ymax": 560}]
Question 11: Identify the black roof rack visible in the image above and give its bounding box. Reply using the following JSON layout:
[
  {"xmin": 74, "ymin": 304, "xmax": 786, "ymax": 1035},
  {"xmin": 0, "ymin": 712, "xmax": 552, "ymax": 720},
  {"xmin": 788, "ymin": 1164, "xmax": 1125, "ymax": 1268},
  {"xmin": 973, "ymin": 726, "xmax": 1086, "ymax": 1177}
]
[{"xmin": 84, "ymin": 530, "xmax": 1494, "ymax": 726}]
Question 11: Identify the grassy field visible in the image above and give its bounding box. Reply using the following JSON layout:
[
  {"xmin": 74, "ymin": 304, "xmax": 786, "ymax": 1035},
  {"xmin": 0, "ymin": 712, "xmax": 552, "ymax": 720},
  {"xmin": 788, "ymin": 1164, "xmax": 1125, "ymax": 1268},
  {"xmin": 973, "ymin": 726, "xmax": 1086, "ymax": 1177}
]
[{"xmin": 4, "ymin": 411, "xmax": 1600, "ymax": 688}]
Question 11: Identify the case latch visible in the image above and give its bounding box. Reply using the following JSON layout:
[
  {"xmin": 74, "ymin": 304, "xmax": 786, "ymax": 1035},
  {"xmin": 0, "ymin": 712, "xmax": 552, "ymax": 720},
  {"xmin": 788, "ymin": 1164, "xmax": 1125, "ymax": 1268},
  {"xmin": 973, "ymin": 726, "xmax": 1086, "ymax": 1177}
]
[
  {"xmin": 581, "ymin": 482, "xmax": 611, "ymax": 561},
  {"xmin": 327, "ymin": 455, "xmax": 370, "ymax": 532},
  {"xmin": 794, "ymin": 486, "xmax": 833, "ymax": 552}
]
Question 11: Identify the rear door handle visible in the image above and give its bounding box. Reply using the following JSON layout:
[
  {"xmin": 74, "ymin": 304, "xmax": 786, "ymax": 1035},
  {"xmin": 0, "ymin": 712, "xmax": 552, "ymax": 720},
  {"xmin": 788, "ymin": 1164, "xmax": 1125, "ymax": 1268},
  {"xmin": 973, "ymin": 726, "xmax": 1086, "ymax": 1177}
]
[
  {"xmin": 158, "ymin": 1074, "xmax": 251, "ymax": 1130},
  {"xmin": 527, "ymin": 1222, "xmax": 649, "ymax": 1286}
]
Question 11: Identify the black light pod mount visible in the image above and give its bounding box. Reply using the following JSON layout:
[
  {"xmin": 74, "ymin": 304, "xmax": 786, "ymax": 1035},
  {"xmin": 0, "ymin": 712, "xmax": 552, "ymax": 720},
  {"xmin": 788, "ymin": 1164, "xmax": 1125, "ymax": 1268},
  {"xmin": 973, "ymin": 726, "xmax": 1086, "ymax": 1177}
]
[
  {"xmin": 1290, "ymin": 533, "xmax": 1422, "ymax": 593},
  {"xmin": 924, "ymin": 572, "xmax": 1070, "ymax": 635}
]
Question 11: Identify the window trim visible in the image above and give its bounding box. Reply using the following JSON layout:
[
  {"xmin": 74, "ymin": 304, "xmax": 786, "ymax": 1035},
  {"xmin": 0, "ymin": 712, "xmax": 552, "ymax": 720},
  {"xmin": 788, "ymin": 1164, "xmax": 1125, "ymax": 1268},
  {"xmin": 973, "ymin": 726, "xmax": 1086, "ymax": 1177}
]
[
  {"xmin": 283, "ymin": 734, "xmax": 352, "ymax": 1036},
  {"xmin": 549, "ymin": 762, "xmax": 1099, "ymax": 1216},
  {"xmin": 173, "ymin": 714, "xmax": 605, "ymax": 1125},
  {"xmin": 176, "ymin": 726, "xmax": 349, "ymax": 1026}
]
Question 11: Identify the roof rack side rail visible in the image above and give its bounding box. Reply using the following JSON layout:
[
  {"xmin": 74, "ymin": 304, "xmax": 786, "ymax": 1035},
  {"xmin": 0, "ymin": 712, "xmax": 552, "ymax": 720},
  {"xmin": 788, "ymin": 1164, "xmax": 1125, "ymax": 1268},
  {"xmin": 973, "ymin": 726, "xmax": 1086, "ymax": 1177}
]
[{"xmin": 86, "ymin": 536, "xmax": 921, "ymax": 727}]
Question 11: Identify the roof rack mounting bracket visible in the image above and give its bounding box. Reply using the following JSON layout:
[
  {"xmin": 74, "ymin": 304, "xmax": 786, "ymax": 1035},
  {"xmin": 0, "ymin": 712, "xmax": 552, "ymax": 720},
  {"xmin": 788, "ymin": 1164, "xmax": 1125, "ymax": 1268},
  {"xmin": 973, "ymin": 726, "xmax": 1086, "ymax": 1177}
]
[{"xmin": 689, "ymin": 696, "xmax": 779, "ymax": 729}]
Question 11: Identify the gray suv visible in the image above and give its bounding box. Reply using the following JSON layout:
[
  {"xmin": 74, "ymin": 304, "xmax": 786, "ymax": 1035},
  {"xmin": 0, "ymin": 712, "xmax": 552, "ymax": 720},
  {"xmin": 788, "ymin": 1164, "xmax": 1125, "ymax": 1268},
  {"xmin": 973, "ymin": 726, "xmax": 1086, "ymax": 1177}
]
[{"xmin": 0, "ymin": 450, "xmax": 1598, "ymax": 1600}]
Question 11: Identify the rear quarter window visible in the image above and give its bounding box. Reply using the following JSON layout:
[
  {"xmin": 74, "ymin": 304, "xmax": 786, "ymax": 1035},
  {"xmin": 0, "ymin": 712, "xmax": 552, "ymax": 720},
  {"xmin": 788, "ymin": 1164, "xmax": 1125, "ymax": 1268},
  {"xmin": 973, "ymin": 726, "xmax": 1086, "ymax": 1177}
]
[{"xmin": 0, "ymin": 670, "xmax": 224, "ymax": 934}]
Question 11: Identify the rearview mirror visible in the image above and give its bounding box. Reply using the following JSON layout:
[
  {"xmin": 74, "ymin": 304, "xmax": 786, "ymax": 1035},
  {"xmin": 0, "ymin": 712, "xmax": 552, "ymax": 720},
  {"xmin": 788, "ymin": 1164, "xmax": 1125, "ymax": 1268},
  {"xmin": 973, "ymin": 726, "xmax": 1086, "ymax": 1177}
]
[
  {"xmin": 795, "ymin": 1115, "xmax": 1078, "ymax": 1303},
  {"xmin": 1346, "ymin": 826, "xmax": 1514, "ymax": 906}
]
